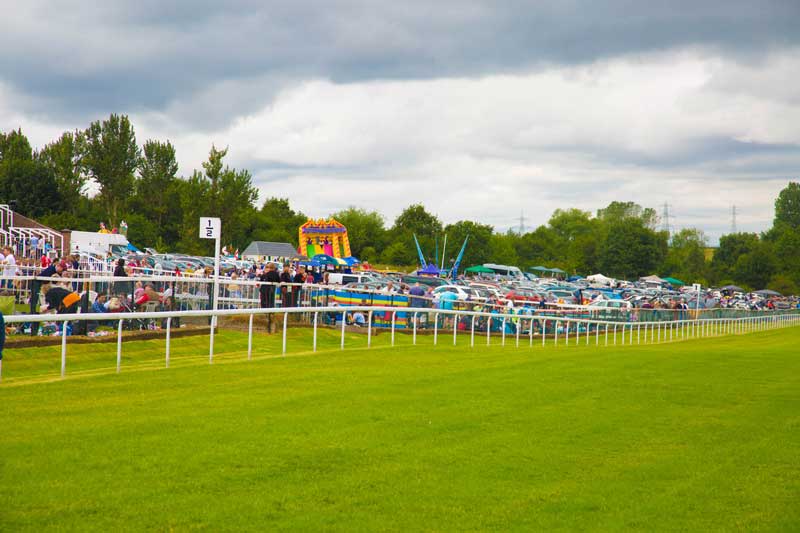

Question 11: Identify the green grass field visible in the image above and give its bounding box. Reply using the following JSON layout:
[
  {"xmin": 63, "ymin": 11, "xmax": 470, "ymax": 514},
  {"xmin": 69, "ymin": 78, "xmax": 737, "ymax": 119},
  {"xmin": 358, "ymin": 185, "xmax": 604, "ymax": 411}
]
[{"xmin": 2, "ymin": 325, "xmax": 799, "ymax": 531}]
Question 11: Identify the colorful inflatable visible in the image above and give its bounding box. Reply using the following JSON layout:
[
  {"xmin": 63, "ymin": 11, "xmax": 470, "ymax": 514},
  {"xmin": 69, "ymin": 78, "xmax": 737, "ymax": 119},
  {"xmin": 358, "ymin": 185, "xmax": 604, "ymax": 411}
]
[{"xmin": 298, "ymin": 218, "xmax": 352, "ymax": 258}]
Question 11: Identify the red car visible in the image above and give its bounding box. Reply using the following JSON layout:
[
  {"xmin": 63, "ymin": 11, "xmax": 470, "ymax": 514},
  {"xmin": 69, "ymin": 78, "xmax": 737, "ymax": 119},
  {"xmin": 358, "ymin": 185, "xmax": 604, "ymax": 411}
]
[{"xmin": 504, "ymin": 288, "xmax": 542, "ymax": 303}]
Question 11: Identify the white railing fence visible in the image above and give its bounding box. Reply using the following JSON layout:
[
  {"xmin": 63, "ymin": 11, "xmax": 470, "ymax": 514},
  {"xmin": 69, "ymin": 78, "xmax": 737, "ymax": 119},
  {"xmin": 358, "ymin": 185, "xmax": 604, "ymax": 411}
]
[{"xmin": 3, "ymin": 306, "xmax": 799, "ymax": 381}]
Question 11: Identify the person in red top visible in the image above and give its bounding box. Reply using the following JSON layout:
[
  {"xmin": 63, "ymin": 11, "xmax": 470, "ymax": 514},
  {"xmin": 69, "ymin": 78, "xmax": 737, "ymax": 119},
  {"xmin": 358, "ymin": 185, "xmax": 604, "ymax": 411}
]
[
  {"xmin": 135, "ymin": 284, "xmax": 162, "ymax": 306},
  {"xmin": 40, "ymin": 254, "xmax": 51, "ymax": 268}
]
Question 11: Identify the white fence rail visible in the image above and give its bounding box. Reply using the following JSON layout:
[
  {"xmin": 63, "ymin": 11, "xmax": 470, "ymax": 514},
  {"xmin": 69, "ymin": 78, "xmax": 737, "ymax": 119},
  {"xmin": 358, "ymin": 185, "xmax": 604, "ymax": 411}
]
[{"xmin": 3, "ymin": 306, "xmax": 799, "ymax": 381}]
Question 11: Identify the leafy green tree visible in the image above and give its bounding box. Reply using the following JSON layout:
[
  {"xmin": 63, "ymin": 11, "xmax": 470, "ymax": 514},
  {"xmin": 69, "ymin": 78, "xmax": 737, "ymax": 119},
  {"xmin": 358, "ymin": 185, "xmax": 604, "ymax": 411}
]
[
  {"xmin": 36, "ymin": 130, "xmax": 87, "ymax": 214},
  {"xmin": 488, "ymin": 233, "xmax": 520, "ymax": 266},
  {"xmin": 183, "ymin": 145, "xmax": 259, "ymax": 250},
  {"xmin": 513, "ymin": 226, "xmax": 561, "ymax": 269},
  {"xmin": 380, "ymin": 241, "xmax": 410, "ymax": 266},
  {"xmin": 599, "ymin": 219, "xmax": 667, "ymax": 279},
  {"xmin": 0, "ymin": 129, "xmax": 61, "ymax": 217},
  {"xmin": 774, "ymin": 181, "xmax": 800, "ymax": 229},
  {"xmin": 733, "ymin": 242, "xmax": 775, "ymax": 290},
  {"xmin": 330, "ymin": 207, "xmax": 387, "ymax": 259},
  {"xmin": 83, "ymin": 114, "xmax": 141, "ymax": 225},
  {"xmin": 135, "ymin": 140, "xmax": 179, "ymax": 229},
  {"xmin": 662, "ymin": 228, "xmax": 708, "ymax": 284},
  {"xmin": 772, "ymin": 227, "xmax": 800, "ymax": 283},
  {"xmin": 710, "ymin": 233, "xmax": 760, "ymax": 283},
  {"xmin": 442, "ymin": 220, "xmax": 493, "ymax": 267},
  {"xmin": 767, "ymin": 274, "xmax": 799, "ymax": 296},
  {"xmin": 252, "ymin": 198, "xmax": 306, "ymax": 246},
  {"xmin": 388, "ymin": 204, "xmax": 444, "ymax": 265},
  {"xmin": 597, "ymin": 201, "xmax": 659, "ymax": 229},
  {"xmin": 174, "ymin": 171, "xmax": 211, "ymax": 255}
]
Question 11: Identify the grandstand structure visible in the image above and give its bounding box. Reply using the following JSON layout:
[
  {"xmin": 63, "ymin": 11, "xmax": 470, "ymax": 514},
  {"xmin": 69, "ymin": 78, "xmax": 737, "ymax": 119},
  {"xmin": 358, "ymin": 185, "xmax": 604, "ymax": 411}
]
[{"xmin": 0, "ymin": 204, "xmax": 67, "ymax": 257}]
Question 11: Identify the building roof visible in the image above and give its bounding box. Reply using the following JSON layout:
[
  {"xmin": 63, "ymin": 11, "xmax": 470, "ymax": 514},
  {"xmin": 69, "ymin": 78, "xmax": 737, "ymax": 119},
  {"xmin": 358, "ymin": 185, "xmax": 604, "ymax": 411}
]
[{"xmin": 242, "ymin": 241, "xmax": 301, "ymax": 258}]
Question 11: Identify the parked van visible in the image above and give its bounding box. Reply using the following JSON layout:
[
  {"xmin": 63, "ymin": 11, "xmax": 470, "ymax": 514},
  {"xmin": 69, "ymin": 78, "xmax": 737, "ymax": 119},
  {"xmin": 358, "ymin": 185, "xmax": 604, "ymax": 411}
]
[{"xmin": 327, "ymin": 273, "xmax": 373, "ymax": 285}]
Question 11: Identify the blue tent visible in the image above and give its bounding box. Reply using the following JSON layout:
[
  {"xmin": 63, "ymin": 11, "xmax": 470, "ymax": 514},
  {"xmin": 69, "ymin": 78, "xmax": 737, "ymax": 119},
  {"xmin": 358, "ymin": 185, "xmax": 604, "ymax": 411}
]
[{"xmin": 416, "ymin": 263, "xmax": 440, "ymax": 276}]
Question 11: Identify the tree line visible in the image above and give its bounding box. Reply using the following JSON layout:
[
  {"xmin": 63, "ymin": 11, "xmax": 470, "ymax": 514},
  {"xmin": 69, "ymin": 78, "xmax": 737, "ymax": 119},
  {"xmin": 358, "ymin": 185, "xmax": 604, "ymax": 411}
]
[{"xmin": 1, "ymin": 115, "xmax": 799, "ymax": 292}]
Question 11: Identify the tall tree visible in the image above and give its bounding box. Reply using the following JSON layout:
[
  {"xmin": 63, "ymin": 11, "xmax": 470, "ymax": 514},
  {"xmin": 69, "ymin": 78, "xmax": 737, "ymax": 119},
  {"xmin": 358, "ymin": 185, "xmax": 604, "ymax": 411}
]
[
  {"xmin": 597, "ymin": 201, "xmax": 659, "ymax": 229},
  {"xmin": 252, "ymin": 198, "xmax": 306, "ymax": 246},
  {"xmin": 0, "ymin": 129, "xmax": 61, "ymax": 217},
  {"xmin": 442, "ymin": 220, "xmax": 493, "ymax": 267},
  {"xmin": 37, "ymin": 130, "xmax": 87, "ymax": 214},
  {"xmin": 135, "ymin": 139, "xmax": 179, "ymax": 229},
  {"xmin": 599, "ymin": 219, "xmax": 667, "ymax": 279},
  {"xmin": 180, "ymin": 145, "xmax": 258, "ymax": 251},
  {"xmin": 387, "ymin": 204, "xmax": 444, "ymax": 265},
  {"xmin": 774, "ymin": 181, "xmax": 800, "ymax": 229},
  {"xmin": 330, "ymin": 207, "xmax": 387, "ymax": 259},
  {"xmin": 662, "ymin": 228, "xmax": 708, "ymax": 283},
  {"xmin": 83, "ymin": 114, "xmax": 141, "ymax": 225},
  {"xmin": 710, "ymin": 233, "xmax": 760, "ymax": 283}
]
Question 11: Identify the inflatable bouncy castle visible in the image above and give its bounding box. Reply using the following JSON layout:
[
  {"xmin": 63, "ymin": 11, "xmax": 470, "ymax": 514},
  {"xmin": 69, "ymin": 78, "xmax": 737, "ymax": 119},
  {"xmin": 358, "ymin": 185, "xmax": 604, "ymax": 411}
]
[{"xmin": 298, "ymin": 218, "xmax": 352, "ymax": 258}]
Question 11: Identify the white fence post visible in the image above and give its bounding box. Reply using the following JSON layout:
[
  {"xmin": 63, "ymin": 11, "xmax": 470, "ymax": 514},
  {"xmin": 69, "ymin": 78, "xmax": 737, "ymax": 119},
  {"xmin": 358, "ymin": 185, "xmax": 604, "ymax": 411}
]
[
  {"xmin": 312, "ymin": 312, "xmax": 318, "ymax": 353},
  {"xmin": 248, "ymin": 314, "xmax": 254, "ymax": 359},
  {"xmin": 367, "ymin": 310, "xmax": 373, "ymax": 348},
  {"xmin": 209, "ymin": 315, "xmax": 215, "ymax": 364},
  {"xmin": 282, "ymin": 312, "xmax": 288, "ymax": 355},
  {"xmin": 555, "ymin": 321, "xmax": 560, "ymax": 347},
  {"xmin": 471, "ymin": 315, "xmax": 476, "ymax": 347},
  {"xmin": 116, "ymin": 319, "xmax": 123, "ymax": 373},
  {"xmin": 166, "ymin": 317, "xmax": 172, "ymax": 367},
  {"xmin": 341, "ymin": 310, "xmax": 347, "ymax": 350},
  {"xmin": 529, "ymin": 318, "xmax": 534, "ymax": 347},
  {"xmin": 542, "ymin": 319, "xmax": 547, "ymax": 347},
  {"xmin": 391, "ymin": 311, "xmax": 397, "ymax": 346},
  {"xmin": 61, "ymin": 321, "xmax": 68, "ymax": 378}
]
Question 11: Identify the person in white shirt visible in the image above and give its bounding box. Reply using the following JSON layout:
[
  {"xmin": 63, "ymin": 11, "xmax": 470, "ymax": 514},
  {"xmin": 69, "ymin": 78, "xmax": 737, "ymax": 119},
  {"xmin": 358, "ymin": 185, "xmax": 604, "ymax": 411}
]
[{"xmin": 0, "ymin": 247, "xmax": 12, "ymax": 289}]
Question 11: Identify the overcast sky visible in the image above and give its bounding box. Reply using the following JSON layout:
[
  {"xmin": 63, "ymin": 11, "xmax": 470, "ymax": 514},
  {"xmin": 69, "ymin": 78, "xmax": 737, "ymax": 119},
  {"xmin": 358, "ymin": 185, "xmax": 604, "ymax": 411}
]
[{"xmin": 2, "ymin": 1, "xmax": 799, "ymax": 243}]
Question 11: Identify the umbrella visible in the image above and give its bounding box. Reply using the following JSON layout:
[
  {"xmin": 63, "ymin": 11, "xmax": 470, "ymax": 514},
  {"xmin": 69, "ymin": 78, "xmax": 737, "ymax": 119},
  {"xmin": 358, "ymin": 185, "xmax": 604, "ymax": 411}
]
[
  {"xmin": 662, "ymin": 277, "xmax": 685, "ymax": 286},
  {"xmin": 720, "ymin": 284, "xmax": 745, "ymax": 293},
  {"xmin": 342, "ymin": 256, "xmax": 361, "ymax": 266},
  {"xmin": 530, "ymin": 266, "xmax": 548, "ymax": 271},
  {"xmin": 549, "ymin": 268, "xmax": 566, "ymax": 274},
  {"xmin": 312, "ymin": 254, "xmax": 347, "ymax": 266},
  {"xmin": 465, "ymin": 265, "xmax": 494, "ymax": 274},
  {"xmin": 754, "ymin": 289, "xmax": 782, "ymax": 296}
]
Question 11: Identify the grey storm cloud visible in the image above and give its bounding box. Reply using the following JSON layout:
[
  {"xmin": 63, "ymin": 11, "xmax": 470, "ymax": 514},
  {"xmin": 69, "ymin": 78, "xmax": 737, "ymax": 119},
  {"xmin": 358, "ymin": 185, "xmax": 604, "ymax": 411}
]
[{"xmin": 1, "ymin": 0, "xmax": 799, "ymax": 126}]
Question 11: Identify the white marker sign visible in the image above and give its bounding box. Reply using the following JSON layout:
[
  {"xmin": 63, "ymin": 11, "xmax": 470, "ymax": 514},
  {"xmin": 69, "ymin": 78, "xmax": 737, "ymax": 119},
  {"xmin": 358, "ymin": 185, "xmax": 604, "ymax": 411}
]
[
  {"xmin": 199, "ymin": 217, "xmax": 222, "ymax": 363},
  {"xmin": 200, "ymin": 217, "xmax": 221, "ymax": 239}
]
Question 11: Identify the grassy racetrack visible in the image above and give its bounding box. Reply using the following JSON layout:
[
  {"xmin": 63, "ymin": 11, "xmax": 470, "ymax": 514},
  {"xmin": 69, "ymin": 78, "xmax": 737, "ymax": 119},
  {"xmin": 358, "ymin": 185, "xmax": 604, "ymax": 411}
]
[{"xmin": 2, "ymin": 326, "xmax": 799, "ymax": 531}]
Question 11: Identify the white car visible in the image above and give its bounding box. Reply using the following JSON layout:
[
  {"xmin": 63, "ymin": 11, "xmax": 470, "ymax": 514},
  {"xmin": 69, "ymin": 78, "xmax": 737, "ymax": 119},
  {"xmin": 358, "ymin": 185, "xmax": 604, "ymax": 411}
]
[
  {"xmin": 588, "ymin": 299, "xmax": 632, "ymax": 310},
  {"xmin": 433, "ymin": 285, "xmax": 482, "ymax": 301}
]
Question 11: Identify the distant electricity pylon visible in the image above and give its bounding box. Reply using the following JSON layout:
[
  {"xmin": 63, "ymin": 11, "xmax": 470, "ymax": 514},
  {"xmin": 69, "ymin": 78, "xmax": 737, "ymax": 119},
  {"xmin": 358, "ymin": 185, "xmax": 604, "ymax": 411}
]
[
  {"xmin": 731, "ymin": 205, "xmax": 737, "ymax": 234},
  {"xmin": 661, "ymin": 202, "xmax": 672, "ymax": 236},
  {"xmin": 518, "ymin": 211, "xmax": 526, "ymax": 234}
]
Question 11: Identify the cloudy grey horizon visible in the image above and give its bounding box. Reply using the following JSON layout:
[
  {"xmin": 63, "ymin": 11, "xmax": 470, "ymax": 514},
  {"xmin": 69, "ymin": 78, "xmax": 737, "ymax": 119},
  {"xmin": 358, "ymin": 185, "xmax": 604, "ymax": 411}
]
[{"xmin": 2, "ymin": 1, "xmax": 799, "ymax": 244}]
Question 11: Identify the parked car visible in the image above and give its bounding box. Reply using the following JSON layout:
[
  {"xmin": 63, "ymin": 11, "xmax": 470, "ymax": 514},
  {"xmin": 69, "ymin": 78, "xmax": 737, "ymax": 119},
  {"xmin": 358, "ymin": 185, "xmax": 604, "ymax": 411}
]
[
  {"xmin": 505, "ymin": 288, "xmax": 542, "ymax": 303},
  {"xmin": 588, "ymin": 299, "xmax": 632, "ymax": 310},
  {"xmin": 433, "ymin": 285, "xmax": 482, "ymax": 301},
  {"xmin": 547, "ymin": 290, "xmax": 578, "ymax": 304}
]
